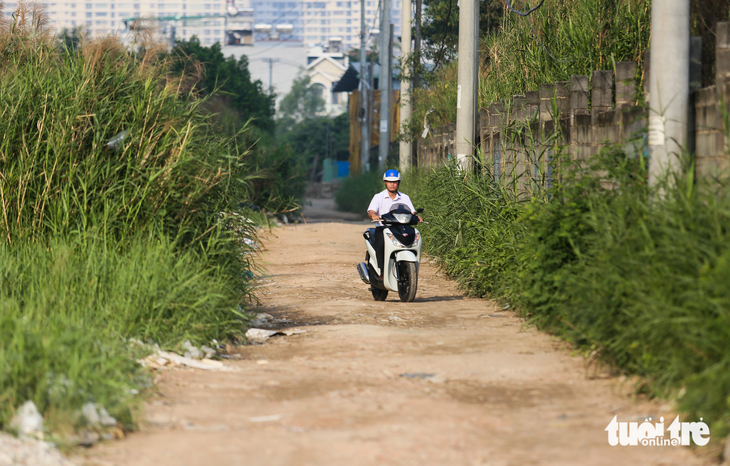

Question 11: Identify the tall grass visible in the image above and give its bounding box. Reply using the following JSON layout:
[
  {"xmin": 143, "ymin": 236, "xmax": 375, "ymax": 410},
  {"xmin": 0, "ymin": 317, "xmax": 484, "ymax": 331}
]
[
  {"xmin": 409, "ymin": 146, "xmax": 730, "ymax": 439},
  {"xmin": 0, "ymin": 4, "xmax": 266, "ymax": 435},
  {"xmin": 479, "ymin": 0, "xmax": 650, "ymax": 104},
  {"xmin": 0, "ymin": 235, "xmax": 246, "ymax": 432},
  {"xmin": 0, "ymin": 35, "xmax": 246, "ymax": 246},
  {"xmin": 409, "ymin": 0, "xmax": 650, "ymax": 134}
]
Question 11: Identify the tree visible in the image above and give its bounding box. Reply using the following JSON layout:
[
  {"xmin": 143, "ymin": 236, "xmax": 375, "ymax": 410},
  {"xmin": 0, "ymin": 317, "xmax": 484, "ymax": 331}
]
[
  {"xmin": 57, "ymin": 26, "xmax": 84, "ymax": 52},
  {"xmin": 276, "ymin": 76, "xmax": 349, "ymax": 183},
  {"xmin": 278, "ymin": 74, "xmax": 326, "ymax": 124},
  {"xmin": 277, "ymin": 112, "xmax": 349, "ymax": 182},
  {"xmin": 420, "ymin": 0, "xmax": 503, "ymax": 68},
  {"xmin": 171, "ymin": 38, "xmax": 276, "ymax": 133}
]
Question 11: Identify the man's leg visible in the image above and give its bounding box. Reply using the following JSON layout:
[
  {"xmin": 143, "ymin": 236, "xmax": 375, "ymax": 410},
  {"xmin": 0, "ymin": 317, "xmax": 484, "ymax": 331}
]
[{"xmin": 373, "ymin": 226, "xmax": 385, "ymax": 277}]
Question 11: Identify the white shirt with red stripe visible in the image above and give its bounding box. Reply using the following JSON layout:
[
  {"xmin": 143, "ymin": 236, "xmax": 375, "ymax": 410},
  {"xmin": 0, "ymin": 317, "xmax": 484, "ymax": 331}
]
[{"xmin": 367, "ymin": 189, "xmax": 416, "ymax": 226}]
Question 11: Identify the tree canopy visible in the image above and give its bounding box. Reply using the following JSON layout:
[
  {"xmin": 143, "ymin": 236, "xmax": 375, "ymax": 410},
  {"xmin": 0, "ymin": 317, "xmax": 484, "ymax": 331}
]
[
  {"xmin": 278, "ymin": 74, "xmax": 326, "ymax": 126},
  {"xmin": 276, "ymin": 74, "xmax": 349, "ymax": 182},
  {"xmin": 419, "ymin": 0, "xmax": 503, "ymax": 67},
  {"xmin": 171, "ymin": 38, "xmax": 276, "ymax": 133}
]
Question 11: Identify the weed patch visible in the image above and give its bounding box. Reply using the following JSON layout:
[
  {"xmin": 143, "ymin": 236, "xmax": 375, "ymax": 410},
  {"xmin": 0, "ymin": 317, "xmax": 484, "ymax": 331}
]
[{"xmin": 409, "ymin": 150, "xmax": 730, "ymax": 438}]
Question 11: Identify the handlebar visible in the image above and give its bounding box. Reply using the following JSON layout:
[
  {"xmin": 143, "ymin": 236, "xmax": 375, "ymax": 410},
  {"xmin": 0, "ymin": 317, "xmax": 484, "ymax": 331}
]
[{"xmin": 370, "ymin": 218, "xmax": 427, "ymax": 224}]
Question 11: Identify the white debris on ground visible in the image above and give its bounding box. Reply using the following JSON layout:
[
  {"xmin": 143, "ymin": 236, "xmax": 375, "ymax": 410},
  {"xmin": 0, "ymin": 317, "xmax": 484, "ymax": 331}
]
[
  {"xmin": 137, "ymin": 350, "xmax": 230, "ymax": 371},
  {"xmin": 248, "ymin": 414, "xmax": 284, "ymax": 423},
  {"xmin": 245, "ymin": 327, "xmax": 306, "ymax": 344},
  {"xmin": 182, "ymin": 340, "xmax": 204, "ymax": 359},
  {"xmin": 200, "ymin": 345, "xmax": 216, "ymax": 359},
  {"xmin": 250, "ymin": 312, "xmax": 293, "ymax": 327},
  {"xmin": 0, "ymin": 433, "xmax": 76, "ymax": 466},
  {"xmin": 9, "ymin": 401, "xmax": 44, "ymax": 439},
  {"xmin": 132, "ymin": 338, "xmax": 232, "ymax": 371},
  {"xmin": 3, "ymin": 401, "xmax": 78, "ymax": 465},
  {"xmin": 81, "ymin": 403, "xmax": 117, "ymax": 427},
  {"xmin": 0, "ymin": 335, "xmax": 263, "ymax": 465}
]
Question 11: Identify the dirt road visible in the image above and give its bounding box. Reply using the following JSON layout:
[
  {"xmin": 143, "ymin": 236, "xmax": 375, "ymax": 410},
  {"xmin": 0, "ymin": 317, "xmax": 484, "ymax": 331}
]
[{"xmin": 87, "ymin": 221, "xmax": 709, "ymax": 466}]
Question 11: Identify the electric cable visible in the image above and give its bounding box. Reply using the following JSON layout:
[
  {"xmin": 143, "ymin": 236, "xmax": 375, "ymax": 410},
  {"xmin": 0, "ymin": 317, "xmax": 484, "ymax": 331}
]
[
  {"xmin": 504, "ymin": 0, "xmax": 545, "ymax": 17},
  {"xmin": 245, "ymin": 0, "xmax": 385, "ymax": 58},
  {"xmin": 245, "ymin": 0, "xmax": 338, "ymax": 57},
  {"xmin": 517, "ymin": 0, "xmax": 571, "ymax": 63}
]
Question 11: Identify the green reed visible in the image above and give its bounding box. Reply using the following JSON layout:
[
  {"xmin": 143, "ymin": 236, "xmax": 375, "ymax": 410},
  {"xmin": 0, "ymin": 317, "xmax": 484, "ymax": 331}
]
[
  {"xmin": 0, "ymin": 4, "xmax": 266, "ymax": 435},
  {"xmin": 408, "ymin": 143, "xmax": 730, "ymax": 441}
]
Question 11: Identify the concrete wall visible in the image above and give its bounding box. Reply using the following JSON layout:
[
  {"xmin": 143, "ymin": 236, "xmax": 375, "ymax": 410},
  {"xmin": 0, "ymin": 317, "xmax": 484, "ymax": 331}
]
[
  {"xmin": 695, "ymin": 22, "xmax": 730, "ymax": 177},
  {"xmin": 416, "ymin": 21, "xmax": 730, "ymax": 190}
]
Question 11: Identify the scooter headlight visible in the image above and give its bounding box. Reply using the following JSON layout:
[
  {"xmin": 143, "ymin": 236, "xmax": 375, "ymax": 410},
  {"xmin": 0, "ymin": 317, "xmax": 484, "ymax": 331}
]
[
  {"xmin": 385, "ymin": 232, "xmax": 405, "ymax": 247},
  {"xmin": 392, "ymin": 213, "xmax": 412, "ymax": 224}
]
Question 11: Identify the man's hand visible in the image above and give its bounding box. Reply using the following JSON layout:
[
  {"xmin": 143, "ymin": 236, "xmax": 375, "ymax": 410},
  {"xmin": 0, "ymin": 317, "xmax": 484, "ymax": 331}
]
[{"xmin": 368, "ymin": 210, "xmax": 380, "ymax": 222}]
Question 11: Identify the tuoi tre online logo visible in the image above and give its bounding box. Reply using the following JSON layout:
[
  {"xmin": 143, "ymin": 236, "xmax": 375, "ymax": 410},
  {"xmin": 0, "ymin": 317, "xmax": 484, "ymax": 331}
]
[{"xmin": 605, "ymin": 416, "xmax": 710, "ymax": 446}]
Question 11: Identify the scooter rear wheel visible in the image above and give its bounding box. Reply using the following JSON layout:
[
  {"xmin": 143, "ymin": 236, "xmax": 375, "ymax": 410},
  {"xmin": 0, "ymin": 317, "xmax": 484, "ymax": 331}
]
[
  {"xmin": 397, "ymin": 262, "xmax": 418, "ymax": 302},
  {"xmin": 371, "ymin": 287, "xmax": 388, "ymax": 301}
]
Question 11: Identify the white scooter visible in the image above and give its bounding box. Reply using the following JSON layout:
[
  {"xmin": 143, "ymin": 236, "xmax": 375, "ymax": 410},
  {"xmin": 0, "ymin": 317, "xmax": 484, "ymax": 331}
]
[{"xmin": 356, "ymin": 205, "xmax": 423, "ymax": 302}]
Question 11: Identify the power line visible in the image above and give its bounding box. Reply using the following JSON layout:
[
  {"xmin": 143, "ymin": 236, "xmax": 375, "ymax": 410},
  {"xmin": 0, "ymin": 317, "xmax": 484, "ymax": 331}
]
[
  {"xmin": 245, "ymin": 0, "xmax": 338, "ymax": 57},
  {"xmin": 243, "ymin": 0, "xmax": 387, "ymax": 58},
  {"xmin": 516, "ymin": 0, "xmax": 570, "ymax": 63},
  {"xmin": 262, "ymin": 1, "xmax": 306, "ymax": 26},
  {"xmin": 504, "ymin": 0, "xmax": 545, "ymax": 17},
  {"xmin": 247, "ymin": 0, "xmax": 382, "ymax": 58}
]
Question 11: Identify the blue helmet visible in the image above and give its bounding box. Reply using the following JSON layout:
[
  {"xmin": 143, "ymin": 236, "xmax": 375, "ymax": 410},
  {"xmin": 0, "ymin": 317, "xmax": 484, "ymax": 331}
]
[{"xmin": 383, "ymin": 169, "xmax": 401, "ymax": 181}]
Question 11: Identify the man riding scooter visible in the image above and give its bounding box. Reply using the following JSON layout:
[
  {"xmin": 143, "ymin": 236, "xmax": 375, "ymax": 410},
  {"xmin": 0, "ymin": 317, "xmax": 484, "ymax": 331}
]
[{"xmin": 366, "ymin": 170, "xmax": 422, "ymax": 279}]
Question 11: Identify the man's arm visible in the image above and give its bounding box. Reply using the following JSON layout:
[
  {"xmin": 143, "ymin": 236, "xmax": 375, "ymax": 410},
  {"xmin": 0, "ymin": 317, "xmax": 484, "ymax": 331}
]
[
  {"xmin": 402, "ymin": 194, "xmax": 423, "ymax": 222},
  {"xmin": 402, "ymin": 195, "xmax": 417, "ymax": 214},
  {"xmin": 366, "ymin": 192, "xmax": 382, "ymax": 221}
]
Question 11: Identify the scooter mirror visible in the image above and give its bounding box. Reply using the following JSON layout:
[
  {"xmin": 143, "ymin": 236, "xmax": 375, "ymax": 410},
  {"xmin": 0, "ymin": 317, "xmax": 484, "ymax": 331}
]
[{"xmin": 416, "ymin": 208, "xmax": 424, "ymax": 214}]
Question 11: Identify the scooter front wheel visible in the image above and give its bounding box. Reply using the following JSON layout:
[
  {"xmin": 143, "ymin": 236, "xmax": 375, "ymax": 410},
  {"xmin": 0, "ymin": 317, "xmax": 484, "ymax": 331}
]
[{"xmin": 397, "ymin": 262, "xmax": 418, "ymax": 302}]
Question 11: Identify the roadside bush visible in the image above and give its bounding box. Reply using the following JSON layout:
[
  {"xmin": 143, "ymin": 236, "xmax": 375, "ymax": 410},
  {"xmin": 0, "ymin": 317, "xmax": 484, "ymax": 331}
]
[
  {"xmin": 404, "ymin": 164, "xmax": 525, "ymax": 297},
  {"xmin": 335, "ymin": 170, "xmax": 383, "ymax": 214},
  {"xmin": 409, "ymin": 149, "xmax": 730, "ymax": 438},
  {"xmin": 245, "ymin": 128, "xmax": 308, "ymax": 213}
]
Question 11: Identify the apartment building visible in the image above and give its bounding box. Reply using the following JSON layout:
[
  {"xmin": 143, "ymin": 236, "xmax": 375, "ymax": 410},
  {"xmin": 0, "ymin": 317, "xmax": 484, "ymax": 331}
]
[
  {"xmin": 4, "ymin": 1, "xmax": 228, "ymax": 45},
  {"xmin": 3, "ymin": 0, "xmax": 402, "ymax": 51},
  {"xmin": 301, "ymin": 0, "xmax": 401, "ymax": 51},
  {"xmin": 251, "ymin": 0, "xmax": 302, "ymax": 42},
  {"xmin": 248, "ymin": 0, "xmax": 401, "ymax": 51}
]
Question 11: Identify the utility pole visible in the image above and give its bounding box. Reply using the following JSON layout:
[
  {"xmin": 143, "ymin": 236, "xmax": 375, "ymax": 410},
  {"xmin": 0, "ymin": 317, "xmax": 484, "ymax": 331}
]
[
  {"xmin": 368, "ymin": 56, "xmax": 375, "ymax": 171},
  {"xmin": 264, "ymin": 58, "xmax": 280, "ymax": 94},
  {"xmin": 412, "ymin": 0, "xmax": 422, "ymax": 166},
  {"xmin": 648, "ymin": 0, "xmax": 690, "ymax": 186},
  {"xmin": 413, "ymin": 0, "xmax": 421, "ymax": 89},
  {"xmin": 399, "ymin": 0, "xmax": 412, "ymax": 170},
  {"xmin": 389, "ymin": 24, "xmax": 394, "ymax": 96},
  {"xmin": 360, "ymin": 0, "xmax": 369, "ymax": 173},
  {"xmin": 454, "ymin": 0, "xmax": 479, "ymax": 171},
  {"xmin": 378, "ymin": 0, "xmax": 391, "ymax": 171}
]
